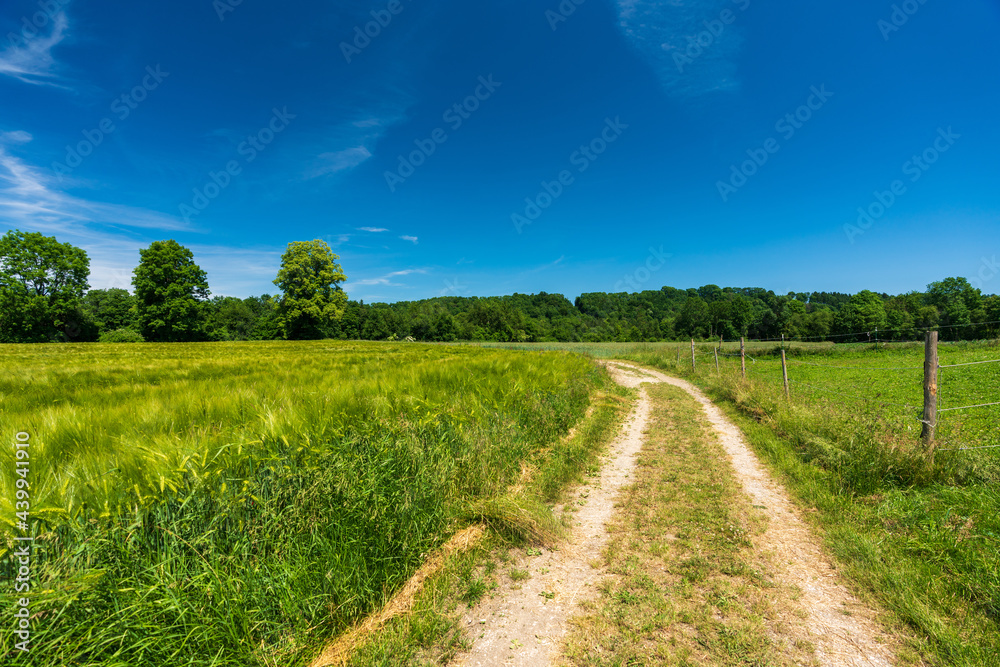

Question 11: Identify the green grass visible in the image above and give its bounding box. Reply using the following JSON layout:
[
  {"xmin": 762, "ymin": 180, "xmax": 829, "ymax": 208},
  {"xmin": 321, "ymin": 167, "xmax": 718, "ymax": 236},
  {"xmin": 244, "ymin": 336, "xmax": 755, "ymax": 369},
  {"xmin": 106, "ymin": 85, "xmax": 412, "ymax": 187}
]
[
  {"xmin": 480, "ymin": 340, "xmax": 1000, "ymax": 665},
  {"xmin": 0, "ymin": 341, "xmax": 605, "ymax": 665}
]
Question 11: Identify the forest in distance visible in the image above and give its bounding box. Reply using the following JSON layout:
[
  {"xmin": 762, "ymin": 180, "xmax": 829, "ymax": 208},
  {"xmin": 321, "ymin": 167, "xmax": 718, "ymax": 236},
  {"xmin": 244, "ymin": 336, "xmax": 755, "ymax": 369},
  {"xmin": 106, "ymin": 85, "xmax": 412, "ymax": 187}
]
[
  {"xmin": 1, "ymin": 229, "xmax": 997, "ymax": 345},
  {"xmin": 41, "ymin": 279, "xmax": 1000, "ymax": 345}
]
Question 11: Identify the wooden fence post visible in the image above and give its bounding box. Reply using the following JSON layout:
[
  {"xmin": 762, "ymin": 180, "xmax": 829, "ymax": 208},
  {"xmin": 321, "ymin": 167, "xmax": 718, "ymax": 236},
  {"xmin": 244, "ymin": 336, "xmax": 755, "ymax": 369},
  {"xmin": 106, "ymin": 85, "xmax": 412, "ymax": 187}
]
[
  {"xmin": 740, "ymin": 337, "xmax": 746, "ymax": 378},
  {"xmin": 781, "ymin": 349, "xmax": 790, "ymax": 400},
  {"xmin": 714, "ymin": 347, "xmax": 720, "ymax": 373},
  {"xmin": 690, "ymin": 339, "xmax": 696, "ymax": 372},
  {"xmin": 922, "ymin": 331, "xmax": 938, "ymax": 448}
]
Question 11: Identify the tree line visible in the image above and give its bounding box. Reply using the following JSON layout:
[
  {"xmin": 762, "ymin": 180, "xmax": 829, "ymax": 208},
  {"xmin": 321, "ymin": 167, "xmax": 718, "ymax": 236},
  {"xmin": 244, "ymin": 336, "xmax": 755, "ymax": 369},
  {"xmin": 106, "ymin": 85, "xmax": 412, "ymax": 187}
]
[
  {"xmin": 0, "ymin": 231, "xmax": 345, "ymax": 343},
  {"xmin": 1, "ymin": 229, "xmax": 997, "ymax": 344}
]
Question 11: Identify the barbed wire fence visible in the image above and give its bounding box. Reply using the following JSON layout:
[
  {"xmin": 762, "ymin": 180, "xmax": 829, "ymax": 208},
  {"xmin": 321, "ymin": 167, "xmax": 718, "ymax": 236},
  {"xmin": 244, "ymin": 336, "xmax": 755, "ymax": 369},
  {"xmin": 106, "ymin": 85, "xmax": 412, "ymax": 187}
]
[{"xmin": 679, "ymin": 327, "xmax": 1000, "ymax": 455}]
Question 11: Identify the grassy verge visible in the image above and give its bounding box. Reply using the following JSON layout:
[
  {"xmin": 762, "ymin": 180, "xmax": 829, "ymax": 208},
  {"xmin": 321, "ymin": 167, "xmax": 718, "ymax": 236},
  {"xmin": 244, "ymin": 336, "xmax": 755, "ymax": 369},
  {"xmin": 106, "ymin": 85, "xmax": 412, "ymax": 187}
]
[
  {"xmin": 337, "ymin": 374, "xmax": 634, "ymax": 666},
  {"xmin": 603, "ymin": 349, "xmax": 1000, "ymax": 666},
  {"xmin": 559, "ymin": 383, "xmax": 816, "ymax": 666},
  {"xmin": 714, "ymin": 401, "xmax": 999, "ymax": 666}
]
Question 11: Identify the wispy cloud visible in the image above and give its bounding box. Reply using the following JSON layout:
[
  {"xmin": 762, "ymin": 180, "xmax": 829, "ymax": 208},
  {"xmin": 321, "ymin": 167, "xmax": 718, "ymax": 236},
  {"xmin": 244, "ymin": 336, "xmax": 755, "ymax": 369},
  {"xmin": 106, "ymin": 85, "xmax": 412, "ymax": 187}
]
[
  {"xmin": 0, "ymin": 10, "xmax": 69, "ymax": 86},
  {"xmin": 351, "ymin": 268, "xmax": 427, "ymax": 287},
  {"xmin": 0, "ymin": 145, "xmax": 189, "ymax": 233},
  {"xmin": 302, "ymin": 108, "xmax": 410, "ymax": 181},
  {"xmin": 521, "ymin": 255, "xmax": 565, "ymax": 276},
  {"xmin": 0, "ymin": 131, "xmax": 33, "ymax": 145},
  {"xmin": 359, "ymin": 226, "xmax": 388, "ymax": 232},
  {"xmin": 0, "ymin": 136, "xmax": 200, "ymax": 291},
  {"xmin": 60, "ymin": 239, "xmax": 283, "ymax": 296},
  {"xmin": 306, "ymin": 146, "xmax": 372, "ymax": 178},
  {"xmin": 400, "ymin": 235, "xmax": 418, "ymax": 244},
  {"xmin": 187, "ymin": 243, "xmax": 283, "ymax": 297},
  {"xmin": 616, "ymin": 0, "xmax": 745, "ymax": 99},
  {"xmin": 301, "ymin": 2, "xmax": 427, "ymax": 182},
  {"xmin": 0, "ymin": 142, "xmax": 278, "ymax": 295}
]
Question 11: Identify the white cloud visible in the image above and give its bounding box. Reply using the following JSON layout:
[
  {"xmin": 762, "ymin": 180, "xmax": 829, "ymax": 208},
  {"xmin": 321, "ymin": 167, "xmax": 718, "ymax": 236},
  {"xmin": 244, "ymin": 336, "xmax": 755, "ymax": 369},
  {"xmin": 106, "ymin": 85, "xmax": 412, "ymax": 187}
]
[
  {"xmin": 359, "ymin": 226, "xmax": 388, "ymax": 232},
  {"xmin": 616, "ymin": 0, "xmax": 745, "ymax": 99},
  {"xmin": 64, "ymin": 240, "xmax": 283, "ymax": 297},
  {"xmin": 302, "ymin": 105, "xmax": 411, "ymax": 181},
  {"xmin": 400, "ymin": 235, "xmax": 418, "ymax": 244},
  {"xmin": 0, "ymin": 137, "xmax": 201, "ymax": 293},
  {"xmin": 521, "ymin": 255, "xmax": 565, "ymax": 276},
  {"xmin": 0, "ymin": 131, "xmax": 33, "ymax": 145},
  {"xmin": 306, "ymin": 146, "xmax": 372, "ymax": 178},
  {"xmin": 351, "ymin": 268, "xmax": 426, "ymax": 287},
  {"xmin": 0, "ymin": 145, "xmax": 190, "ymax": 233},
  {"xmin": 0, "ymin": 10, "xmax": 69, "ymax": 86},
  {"xmin": 187, "ymin": 243, "xmax": 283, "ymax": 297}
]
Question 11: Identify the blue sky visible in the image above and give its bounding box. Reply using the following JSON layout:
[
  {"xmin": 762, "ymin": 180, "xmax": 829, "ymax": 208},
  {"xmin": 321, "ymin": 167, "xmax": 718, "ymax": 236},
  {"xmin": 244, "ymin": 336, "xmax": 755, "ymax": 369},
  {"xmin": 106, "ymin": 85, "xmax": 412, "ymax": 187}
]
[{"xmin": 1, "ymin": 0, "xmax": 998, "ymax": 302}]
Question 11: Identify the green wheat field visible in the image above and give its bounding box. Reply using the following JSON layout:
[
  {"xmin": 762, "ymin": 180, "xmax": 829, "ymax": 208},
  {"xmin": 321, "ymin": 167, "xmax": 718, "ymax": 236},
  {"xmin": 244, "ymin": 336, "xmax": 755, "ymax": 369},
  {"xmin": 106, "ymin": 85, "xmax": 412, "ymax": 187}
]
[{"xmin": 0, "ymin": 341, "xmax": 602, "ymax": 665}]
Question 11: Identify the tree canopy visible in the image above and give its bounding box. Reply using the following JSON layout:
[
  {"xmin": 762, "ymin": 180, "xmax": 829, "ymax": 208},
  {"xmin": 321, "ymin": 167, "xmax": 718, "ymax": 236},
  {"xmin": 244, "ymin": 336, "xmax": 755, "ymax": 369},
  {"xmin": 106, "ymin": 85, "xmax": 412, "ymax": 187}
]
[
  {"xmin": 273, "ymin": 240, "xmax": 348, "ymax": 339},
  {"xmin": 0, "ymin": 229, "xmax": 90, "ymax": 342},
  {"xmin": 132, "ymin": 240, "xmax": 210, "ymax": 342}
]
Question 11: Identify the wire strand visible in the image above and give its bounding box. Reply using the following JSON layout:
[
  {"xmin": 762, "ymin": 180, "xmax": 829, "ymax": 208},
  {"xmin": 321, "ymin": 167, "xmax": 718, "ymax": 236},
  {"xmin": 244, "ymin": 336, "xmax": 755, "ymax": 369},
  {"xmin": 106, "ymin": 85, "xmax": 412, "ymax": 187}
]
[
  {"xmin": 937, "ymin": 401, "xmax": 1000, "ymax": 413},
  {"xmin": 711, "ymin": 318, "xmax": 1000, "ymax": 345},
  {"xmin": 937, "ymin": 443, "xmax": 1000, "ymax": 452},
  {"xmin": 787, "ymin": 359, "xmax": 923, "ymax": 371},
  {"xmin": 938, "ymin": 359, "xmax": 1000, "ymax": 369}
]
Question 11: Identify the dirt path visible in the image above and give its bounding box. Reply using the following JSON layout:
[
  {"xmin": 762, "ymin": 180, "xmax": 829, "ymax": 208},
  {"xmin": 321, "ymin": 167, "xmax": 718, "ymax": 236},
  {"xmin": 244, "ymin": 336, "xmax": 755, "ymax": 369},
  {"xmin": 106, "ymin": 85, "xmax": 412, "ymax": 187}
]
[
  {"xmin": 455, "ymin": 361, "xmax": 897, "ymax": 667},
  {"xmin": 455, "ymin": 367, "xmax": 653, "ymax": 666}
]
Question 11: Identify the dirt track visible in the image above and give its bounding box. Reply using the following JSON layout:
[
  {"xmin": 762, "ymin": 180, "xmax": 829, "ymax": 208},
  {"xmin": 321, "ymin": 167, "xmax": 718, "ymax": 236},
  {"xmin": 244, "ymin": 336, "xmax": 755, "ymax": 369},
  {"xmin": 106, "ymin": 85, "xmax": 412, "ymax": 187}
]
[{"xmin": 455, "ymin": 361, "xmax": 896, "ymax": 667}]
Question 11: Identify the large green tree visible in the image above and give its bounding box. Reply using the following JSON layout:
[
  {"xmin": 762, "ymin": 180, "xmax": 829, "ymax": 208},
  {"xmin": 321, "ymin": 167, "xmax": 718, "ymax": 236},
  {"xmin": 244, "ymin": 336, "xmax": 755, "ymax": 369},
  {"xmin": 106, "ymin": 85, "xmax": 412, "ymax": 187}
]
[
  {"xmin": 927, "ymin": 277, "xmax": 982, "ymax": 338},
  {"xmin": 0, "ymin": 230, "xmax": 90, "ymax": 342},
  {"xmin": 132, "ymin": 240, "xmax": 210, "ymax": 342},
  {"xmin": 273, "ymin": 240, "xmax": 348, "ymax": 339}
]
